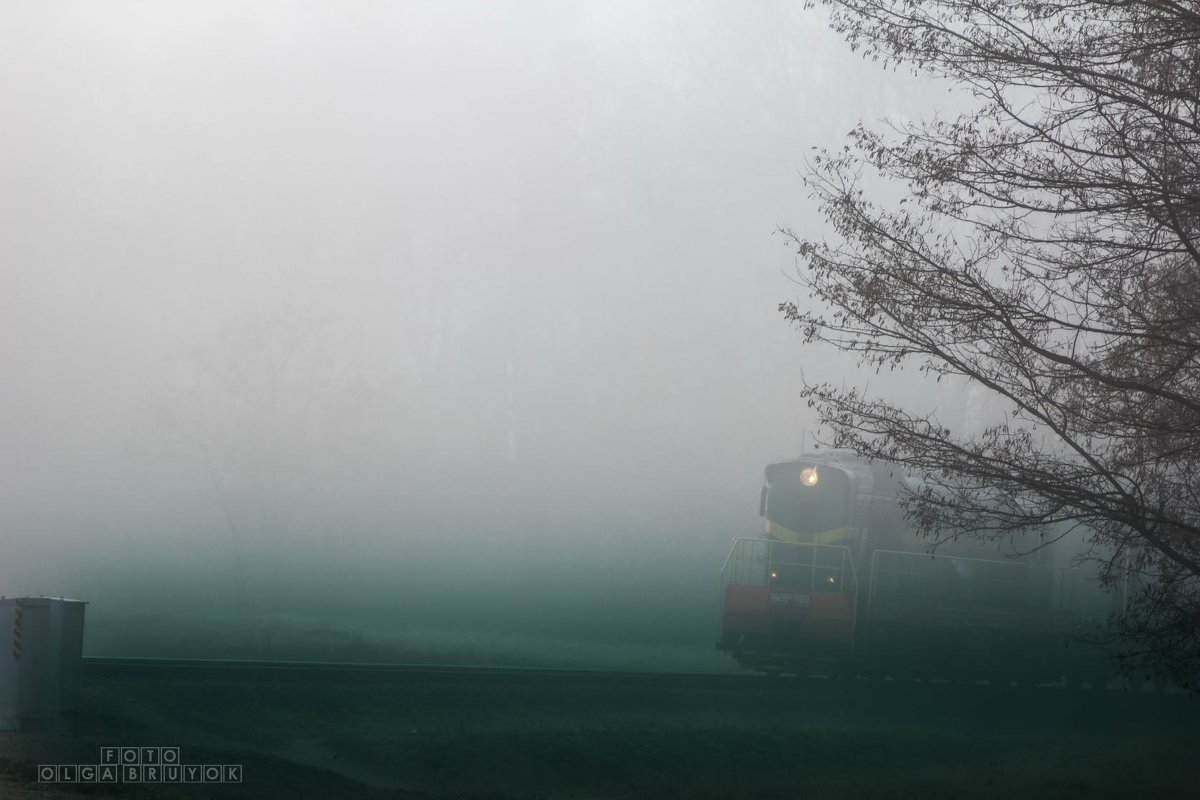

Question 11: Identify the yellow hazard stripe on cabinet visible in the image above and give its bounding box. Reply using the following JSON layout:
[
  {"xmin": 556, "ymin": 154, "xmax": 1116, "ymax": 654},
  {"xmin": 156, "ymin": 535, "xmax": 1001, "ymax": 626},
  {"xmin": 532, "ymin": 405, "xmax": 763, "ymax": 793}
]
[{"xmin": 11, "ymin": 604, "xmax": 20, "ymax": 661}]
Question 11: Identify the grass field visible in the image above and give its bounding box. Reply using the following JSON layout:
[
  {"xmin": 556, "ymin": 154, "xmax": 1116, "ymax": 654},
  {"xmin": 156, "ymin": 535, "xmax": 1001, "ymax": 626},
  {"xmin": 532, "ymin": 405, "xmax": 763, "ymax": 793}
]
[
  {"xmin": 3, "ymin": 668, "xmax": 1198, "ymax": 799},
  {"xmin": 2, "ymin": 617, "xmax": 1197, "ymax": 799}
]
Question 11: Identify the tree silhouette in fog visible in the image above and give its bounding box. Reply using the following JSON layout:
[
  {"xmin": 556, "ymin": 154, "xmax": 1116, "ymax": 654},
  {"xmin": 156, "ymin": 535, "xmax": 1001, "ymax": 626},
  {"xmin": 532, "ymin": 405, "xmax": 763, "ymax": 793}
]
[
  {"xmin": 153, "ymin": 308, "xmax": 404, "ymax": 615},
  {"xmin": 787, "ymin": 0, "xmax": 1200, "ymax": 684}
]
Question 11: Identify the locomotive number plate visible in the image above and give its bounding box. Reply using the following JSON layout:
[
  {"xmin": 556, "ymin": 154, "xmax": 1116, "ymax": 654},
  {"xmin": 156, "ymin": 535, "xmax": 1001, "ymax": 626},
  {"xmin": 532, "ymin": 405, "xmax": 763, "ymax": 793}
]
[{"xmin": 769, "ymin": 592, "xmax": 811, "ymax": 607}]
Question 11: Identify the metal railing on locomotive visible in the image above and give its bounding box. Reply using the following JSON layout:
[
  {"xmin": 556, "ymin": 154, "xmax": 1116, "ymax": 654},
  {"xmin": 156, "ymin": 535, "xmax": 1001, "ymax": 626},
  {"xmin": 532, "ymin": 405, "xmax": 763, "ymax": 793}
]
[
  {"xmin": 717, "ymin": 538, "xmax": 859, "ymax": 641},
  {"xmin": 860, "ymin": 549, "xmax": 1127, "ymax": 681},
  {"xmin": 866, "ymin": 550, "xmax": 1030, "ymax": 621},
  {"xmin": 865, "ymin": 549, "xmax": 1121, "ymax": 629}
]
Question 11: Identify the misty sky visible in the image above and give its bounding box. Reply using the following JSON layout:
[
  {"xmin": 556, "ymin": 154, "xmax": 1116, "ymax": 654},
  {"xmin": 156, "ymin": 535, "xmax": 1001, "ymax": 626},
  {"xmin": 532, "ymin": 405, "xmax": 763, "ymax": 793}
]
[{"xmin": 2, "ymin": 2, "xmax": 948, "ymax": 642}]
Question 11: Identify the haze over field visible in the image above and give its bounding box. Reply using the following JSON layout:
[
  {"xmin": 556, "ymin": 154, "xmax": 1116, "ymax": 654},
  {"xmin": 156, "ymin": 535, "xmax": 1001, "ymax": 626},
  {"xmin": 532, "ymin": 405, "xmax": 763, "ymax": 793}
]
[{"xmin": 2, "ymin": 1, "xmax": 951, "ymax": 661}]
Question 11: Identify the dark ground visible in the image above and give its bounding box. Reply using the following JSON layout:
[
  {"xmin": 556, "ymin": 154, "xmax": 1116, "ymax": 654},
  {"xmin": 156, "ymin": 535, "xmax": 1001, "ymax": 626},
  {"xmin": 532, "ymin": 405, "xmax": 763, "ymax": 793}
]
[{"xmin": 2, "ymin": 667, "xmax": 1198, "ymax": 800}]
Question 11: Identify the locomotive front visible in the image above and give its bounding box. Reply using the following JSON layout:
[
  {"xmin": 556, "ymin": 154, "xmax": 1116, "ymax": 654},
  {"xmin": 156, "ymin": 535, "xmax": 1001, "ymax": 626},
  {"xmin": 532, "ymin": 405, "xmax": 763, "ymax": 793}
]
[{"xmin": 717, "ymin": 455, "xmax": 877, "ymax": 674}]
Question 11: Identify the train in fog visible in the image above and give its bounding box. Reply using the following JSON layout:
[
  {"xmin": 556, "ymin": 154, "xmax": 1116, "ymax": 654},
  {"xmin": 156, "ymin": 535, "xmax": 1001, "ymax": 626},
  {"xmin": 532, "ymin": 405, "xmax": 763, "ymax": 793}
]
[{"xmin": 717, "ymin": 452, "xmax": 1122, "ymax": 684}]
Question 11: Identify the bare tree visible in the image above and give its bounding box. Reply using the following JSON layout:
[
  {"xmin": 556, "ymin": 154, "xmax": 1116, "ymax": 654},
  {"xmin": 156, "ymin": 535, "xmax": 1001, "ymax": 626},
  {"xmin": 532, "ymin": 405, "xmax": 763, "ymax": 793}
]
[{"xmin": 786, "ymin": 0, "xmax": 1200, "ymax": 684}]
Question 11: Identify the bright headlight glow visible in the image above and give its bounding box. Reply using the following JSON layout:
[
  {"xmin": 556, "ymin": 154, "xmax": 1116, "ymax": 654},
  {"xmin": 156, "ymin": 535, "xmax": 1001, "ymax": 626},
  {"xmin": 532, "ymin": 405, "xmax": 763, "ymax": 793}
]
[{"xmin": 800, "ymin": 467, "xmax": 819, "ymax": 487}]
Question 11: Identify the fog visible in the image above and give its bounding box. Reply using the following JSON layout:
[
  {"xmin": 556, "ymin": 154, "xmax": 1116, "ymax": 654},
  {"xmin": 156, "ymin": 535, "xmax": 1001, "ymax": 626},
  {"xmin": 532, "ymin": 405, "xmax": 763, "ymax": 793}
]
[{"xmin": 2, "ymin": 1, "xmax": 947, "ymax": 665}]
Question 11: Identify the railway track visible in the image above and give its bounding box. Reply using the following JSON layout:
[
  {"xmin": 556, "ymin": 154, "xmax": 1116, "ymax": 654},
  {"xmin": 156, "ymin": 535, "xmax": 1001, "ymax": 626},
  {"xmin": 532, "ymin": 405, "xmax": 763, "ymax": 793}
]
[
  {"xmin": 81, "ymin": 657, "xmax": 757, "ymax": 685},
  {"xmin": 74, "ymin": 655, "xmax": 1197, "ymax": 741},
  {"xmin": 81, "ymin": 656, "xmax": 1179, "ymax": 695}
]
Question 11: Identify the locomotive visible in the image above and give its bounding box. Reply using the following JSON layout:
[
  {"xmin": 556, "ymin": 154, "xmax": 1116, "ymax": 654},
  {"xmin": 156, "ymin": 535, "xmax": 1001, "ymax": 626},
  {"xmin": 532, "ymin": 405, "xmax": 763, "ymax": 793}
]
[{"xmin": 717, "ymin": 452, "xmax": 1120, "ymax": 683}]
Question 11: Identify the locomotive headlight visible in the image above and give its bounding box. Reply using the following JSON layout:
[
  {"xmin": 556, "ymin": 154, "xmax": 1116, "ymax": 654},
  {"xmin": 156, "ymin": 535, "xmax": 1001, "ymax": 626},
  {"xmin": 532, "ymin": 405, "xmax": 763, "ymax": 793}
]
[{"xmin": 800, "ymin": 467, "xmax": 819, "ymax": 487}]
